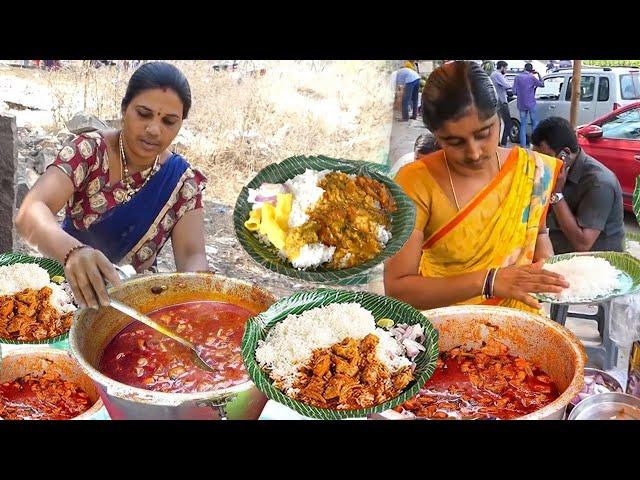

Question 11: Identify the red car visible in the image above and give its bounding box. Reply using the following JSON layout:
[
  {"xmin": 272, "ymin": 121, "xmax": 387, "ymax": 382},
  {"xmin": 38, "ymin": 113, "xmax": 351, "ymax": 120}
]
[{"xmin": 577, "ymin": 101, "xmax": 640, "ymax": 212}]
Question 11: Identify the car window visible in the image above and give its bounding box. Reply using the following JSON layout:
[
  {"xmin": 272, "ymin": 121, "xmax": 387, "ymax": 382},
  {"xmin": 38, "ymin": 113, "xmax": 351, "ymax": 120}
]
[
  {"xmin": 598, "ymin": 77, "xmax": 610, "ymax": 101},
  {"xmin": 565, "ymin": 76, "xmax": 596, "ymax": 101},
  {"xmin": 601, "ymin": 107, "xmax": 640, "ymax": 140},
  {"xmin": 536, "ymin": 76, "xmax": 563, "ymax": 100},
  {"xmin": 620, "ymin": 74, "xmax": 640, "ymax": 100}
]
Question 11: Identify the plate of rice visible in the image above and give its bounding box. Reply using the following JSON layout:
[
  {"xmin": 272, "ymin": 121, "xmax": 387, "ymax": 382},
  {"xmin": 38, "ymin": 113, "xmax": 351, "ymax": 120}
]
[
  {"xmin": 233, "ymin": 155, "xmax": 416, "ymax": 284},
  {"xmin": 533, "ymin": 251, "xmax": 640, "ymax": 304},
  {"xmin": 241, "ymin": 289, "xmax": 439, "ymax": 419},
  {"xmin": 625, "ymin": 231, "xmax": 640, "ymax": 260},
  {"xmin": 0, "ymin": 253, "xmax": 77, "ymax": 344}
]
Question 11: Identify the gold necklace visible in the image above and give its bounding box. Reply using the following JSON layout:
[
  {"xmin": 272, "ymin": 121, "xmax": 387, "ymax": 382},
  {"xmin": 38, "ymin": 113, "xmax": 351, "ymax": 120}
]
[
  {"xmin": 119, "ymin": 131, "xmax": 160, "ymax": 202},
  {"xmin": 443, "ymin": 150, "xmax": 502, "ymax": 211}
]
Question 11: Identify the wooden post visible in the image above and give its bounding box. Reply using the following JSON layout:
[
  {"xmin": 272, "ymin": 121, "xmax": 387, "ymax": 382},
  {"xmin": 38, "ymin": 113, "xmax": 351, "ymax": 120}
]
[{"xmin": 569, "ymin": 60, "xmax": 582, "ymax": 128}]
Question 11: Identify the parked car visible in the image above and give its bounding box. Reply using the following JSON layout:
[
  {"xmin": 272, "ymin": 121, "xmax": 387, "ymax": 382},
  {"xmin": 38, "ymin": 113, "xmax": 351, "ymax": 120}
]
[
  {"xmin": 509, "ymin": 67, "xmax": 640, "ymax": 143},
  {"xmin": 504, "ymin": 71, "xmax": 517, "ymax": 101},
  {"xmin": 577, "ymin": 101, "xmax": 640, "ymax": 212}
]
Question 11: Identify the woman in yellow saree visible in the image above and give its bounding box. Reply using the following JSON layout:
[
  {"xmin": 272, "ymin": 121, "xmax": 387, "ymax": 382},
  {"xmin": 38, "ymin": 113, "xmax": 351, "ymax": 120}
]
[{"xmin": 385, "ymin": 61, "xmax": 569, "ymax": 312}]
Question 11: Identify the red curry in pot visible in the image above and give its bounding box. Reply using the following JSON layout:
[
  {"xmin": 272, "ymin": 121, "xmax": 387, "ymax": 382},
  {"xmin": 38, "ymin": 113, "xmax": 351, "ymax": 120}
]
[
  {"xmin": 99, "ymin": 301, "xmax": 255, "ymax": 393},
  {"xmin": 394, "ymin": 339, "xmax": 560, "ymax": 419},
  {"xmin": 0, "ymin": 371, "xmax": 92, "ymax": 420}
]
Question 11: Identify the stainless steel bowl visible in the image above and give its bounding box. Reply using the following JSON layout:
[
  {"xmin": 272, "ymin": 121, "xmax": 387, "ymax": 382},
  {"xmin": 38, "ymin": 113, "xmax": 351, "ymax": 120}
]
[
  {"xmin": 567, "ymin": 368, "xmax": 624, "ymax": 415},
  {"xmin": 0, "ymin": 347, "xmax": 104, "ymax": 420},
  {"xmin": 568, "ymin": 392, "xmax": 640, "ymax": 420}
]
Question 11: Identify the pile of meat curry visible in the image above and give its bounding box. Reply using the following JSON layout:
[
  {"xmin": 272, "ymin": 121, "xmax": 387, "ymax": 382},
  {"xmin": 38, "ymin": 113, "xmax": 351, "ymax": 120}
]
[{"xmin": 293, "ymin": 334, "xmax": 414, "ymax": 410}]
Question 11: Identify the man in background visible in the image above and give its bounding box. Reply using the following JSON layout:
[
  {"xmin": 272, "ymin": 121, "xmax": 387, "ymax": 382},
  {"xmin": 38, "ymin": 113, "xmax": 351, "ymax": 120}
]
[
  {"xmin": 395, "ymin": 62, "xmax": 421, "ymax": 121},
  {"xmin": 490, "ymin": 61, "xmax": 512, "ymax": 146},
  {"xmin": 512, "ymin": 62, "xmax": 544, "ymax": 147},
  {"xmin": 531, "ymin": 117, "xmax": 624, "ymax": 253}
]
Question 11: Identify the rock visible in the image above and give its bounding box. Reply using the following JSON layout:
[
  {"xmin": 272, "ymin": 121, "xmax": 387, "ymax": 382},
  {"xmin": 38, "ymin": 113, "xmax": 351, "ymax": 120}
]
[
  {"xmin": 33, "ymin": 147, "xmax": 57, "ymax": 174},
  {"xmin": 15, "ymin": 181, "xmax": 30, "ymax": 209},
  {"xmin": 34, "ymin": 136, "xmax": 60, "ymax": 150},
  {"xmin": 65, "ymin": 112, "xmax": 108, "ymax": 134},
  {"xmin": 57, "ymin": 131, "xmax": 75, "ymax": 143},
  {"xmin": 3, "ymin": 100, "xmax": 43, "ymax": 111},
  {"xmin": 25, "ymin": 167, "xmax": 40, "ymax": 187}
]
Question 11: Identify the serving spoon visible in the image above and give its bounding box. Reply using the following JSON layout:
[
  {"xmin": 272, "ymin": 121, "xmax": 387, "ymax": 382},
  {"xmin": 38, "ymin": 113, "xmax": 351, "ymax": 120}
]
[{"xmin": 108, "ymin": 299, "xmax": 215, "ymax": 374}]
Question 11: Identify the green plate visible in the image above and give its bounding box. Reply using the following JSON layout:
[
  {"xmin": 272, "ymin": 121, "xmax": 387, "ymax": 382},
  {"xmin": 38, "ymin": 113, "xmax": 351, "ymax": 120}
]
[
  {"xmin": 233, "ymin": 155, "xmax": 416, "ymax": 284},
  {"xmin": 241, "ymin": 288, "xmax": 439, "ymax": 420},
  {"xmin": 534, "ymin": 251, "xmax": 640, "ymax": 305},
  {"xmin": 0, "ymin": 252, "xmax": 71, "ymax": 345},
  {"xmin": 633, "ymin": 175, "xmax": 640, "ymax": 224}
]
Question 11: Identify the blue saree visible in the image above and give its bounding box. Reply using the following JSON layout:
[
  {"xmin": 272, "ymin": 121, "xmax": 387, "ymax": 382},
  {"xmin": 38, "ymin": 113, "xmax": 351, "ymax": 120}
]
[{"xmin": 62, "ymin": 153, "xmax": 190, "ymax": 266}]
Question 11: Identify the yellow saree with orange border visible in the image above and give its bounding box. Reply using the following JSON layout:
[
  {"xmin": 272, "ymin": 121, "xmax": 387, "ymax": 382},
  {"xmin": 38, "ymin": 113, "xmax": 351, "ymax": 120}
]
[{"xmin": 398, "ymin": 147, "xmax": 562, "ymax": 313}]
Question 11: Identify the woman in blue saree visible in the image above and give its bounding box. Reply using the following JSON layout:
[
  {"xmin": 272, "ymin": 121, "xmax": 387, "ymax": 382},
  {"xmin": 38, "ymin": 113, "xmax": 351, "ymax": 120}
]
[{"xmin": 16, "ymin": 62, "xmax": 208, "ymax": 310}]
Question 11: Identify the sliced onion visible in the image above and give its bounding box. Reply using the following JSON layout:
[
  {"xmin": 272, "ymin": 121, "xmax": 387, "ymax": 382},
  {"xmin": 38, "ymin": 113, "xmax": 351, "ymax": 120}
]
[
  {"xmin": 403, "ymin": 339, "xmax": 426, "ymax": 360},
  {"xmin": 254, "ymin": 194, "xmax": 278, "ymax": 204},
  {"xmin": 401, "ymin": 327, "xmax": 414, "ymax": 341},
  {"xmin": 578, "ymin": 392, "xmax": 591, "ymax": 402},
  {"xmin": 593, "ymin": 384, "xmax": 611, "ymax": 395}
]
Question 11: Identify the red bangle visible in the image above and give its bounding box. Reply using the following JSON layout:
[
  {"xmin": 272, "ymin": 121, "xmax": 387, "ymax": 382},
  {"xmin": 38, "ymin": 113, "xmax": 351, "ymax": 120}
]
[{"xmin": 63, "ymin": 245, "xmax": 90, "ymax": 267}]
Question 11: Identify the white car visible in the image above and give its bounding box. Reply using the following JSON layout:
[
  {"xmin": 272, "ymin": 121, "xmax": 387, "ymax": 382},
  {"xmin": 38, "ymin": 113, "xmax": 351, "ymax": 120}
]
[{"xmin": 508, "ymin": 66, "xmax": 640, "ymax": 143}]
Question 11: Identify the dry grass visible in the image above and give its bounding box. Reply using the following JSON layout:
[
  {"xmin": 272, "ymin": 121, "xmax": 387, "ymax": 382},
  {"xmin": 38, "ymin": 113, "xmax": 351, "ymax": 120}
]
[{"xmin": 38, "ymin": 60, "xmax": 394, "ymax": 204}]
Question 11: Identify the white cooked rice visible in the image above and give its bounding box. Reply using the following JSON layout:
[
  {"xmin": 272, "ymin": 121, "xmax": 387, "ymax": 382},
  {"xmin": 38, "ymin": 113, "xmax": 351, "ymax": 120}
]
[
  {"xmin": 0, "ymin": 263, "xmax": 51, "ymax": 296},
  {"xmin": 255, "ymin": 302, "xmax": 411, "ymax": 392},
  {"xmin": 544, "ymin": 256, "xmax": 622, "ymax": 302},
  {"xmin": 374, "ymin": 327, "xmax": 412, "ymax": 371},
  {"xmin": 285, "ymin": 169, "xmax": 330, "ymax": 228},
  {"xmin": 376, "ymin": 224, "xmax": 392, "ymax": 246},
  {"xmin": 0, "ymin": 263, "xmax": 76, "ymax": 314},
  {"xmin": 291, "ymin": 243, "xmax": 335, "ymax": 270}
]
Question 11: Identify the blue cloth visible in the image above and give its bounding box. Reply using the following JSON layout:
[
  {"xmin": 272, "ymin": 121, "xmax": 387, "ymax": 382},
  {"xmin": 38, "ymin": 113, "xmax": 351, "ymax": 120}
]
[
  {"xmin": 62, "ymin": 153, "xmax": 189, "ymax": 264},
  {"xmin": 402, "ymin": 78, "xmax": 420, "ymax": 120},
  {"xmin": 513, "ymin": 72, "xmax": 544, "ymax": 111},
  {"xmin": 396, "ymin": 67, "xmax": 420, "ymax": 86},
  {"xmin": 519, "ymin": 106, "xmax": 539, "ymax": 147}
]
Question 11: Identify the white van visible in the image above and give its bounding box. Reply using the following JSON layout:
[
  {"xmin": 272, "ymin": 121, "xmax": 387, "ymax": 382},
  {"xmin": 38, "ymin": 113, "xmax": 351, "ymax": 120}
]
[{"xmin": 508, "ymin": 66, "xmax": 640, "ymax": 143}]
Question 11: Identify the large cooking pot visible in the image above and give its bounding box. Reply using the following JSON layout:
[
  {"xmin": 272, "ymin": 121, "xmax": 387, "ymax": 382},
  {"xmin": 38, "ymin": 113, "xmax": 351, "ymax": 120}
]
[
  {"xmin": 380, "ymin": 306, "xmax": 587, "ymax": 420},
  {"xmin": 0, "ymin": 347, "xmax": 104, "ymax": 420},
  {"xmin": 69, "ymin": 272, "xmax": 276, "ymax": 420}
]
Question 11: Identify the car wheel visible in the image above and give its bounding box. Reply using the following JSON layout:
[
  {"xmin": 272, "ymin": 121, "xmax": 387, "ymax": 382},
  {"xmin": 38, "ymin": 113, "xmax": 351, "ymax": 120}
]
[{"xmin": 509, "ymin": 119, "xmax": 520, "ymax": 144}]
